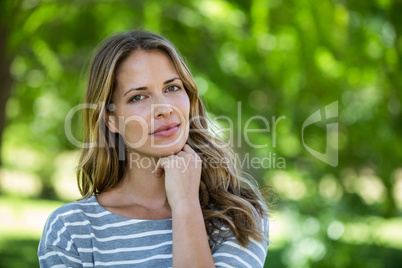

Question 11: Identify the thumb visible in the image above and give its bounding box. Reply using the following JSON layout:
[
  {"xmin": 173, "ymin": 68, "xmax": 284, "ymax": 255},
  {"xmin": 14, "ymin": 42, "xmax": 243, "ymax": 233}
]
[{"xmin": 152, "ymin": 157, "xmax": 168, "ymax": 178}]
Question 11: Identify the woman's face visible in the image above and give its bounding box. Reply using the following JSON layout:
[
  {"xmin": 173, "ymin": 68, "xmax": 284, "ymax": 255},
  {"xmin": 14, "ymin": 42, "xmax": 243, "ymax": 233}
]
[{"xmin": 108, "ymin": 49, "xmax": 190, "ymax": 159}]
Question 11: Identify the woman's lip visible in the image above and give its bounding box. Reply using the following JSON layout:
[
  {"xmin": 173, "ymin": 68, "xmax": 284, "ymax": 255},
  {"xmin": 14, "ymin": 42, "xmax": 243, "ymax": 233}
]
[{"xmin": 152, "ymin": 124, "xmax": 180, "ymax": 137}]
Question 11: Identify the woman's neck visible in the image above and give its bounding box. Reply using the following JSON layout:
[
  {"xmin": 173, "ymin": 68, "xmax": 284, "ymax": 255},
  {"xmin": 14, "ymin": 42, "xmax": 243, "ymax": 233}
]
[
  {"xmin": 118, "ymin": 160, "xmax": 168, "ymax": 208},
  {"xmin": 97, "ymin": 154, "xmax": 171, "ymax": 217}
]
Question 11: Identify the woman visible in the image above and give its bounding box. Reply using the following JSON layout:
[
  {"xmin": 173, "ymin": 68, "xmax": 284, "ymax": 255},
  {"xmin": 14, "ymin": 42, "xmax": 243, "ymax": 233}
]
[{"xmin": 38, "ymin": 30, "xmax": 270, "ymax": 267}]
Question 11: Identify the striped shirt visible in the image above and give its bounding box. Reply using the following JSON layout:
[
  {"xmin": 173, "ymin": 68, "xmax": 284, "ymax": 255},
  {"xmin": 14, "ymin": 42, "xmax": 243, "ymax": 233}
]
[{"xmin": 38, "ymin": 196, "xmax": 270, "ymax": 267}]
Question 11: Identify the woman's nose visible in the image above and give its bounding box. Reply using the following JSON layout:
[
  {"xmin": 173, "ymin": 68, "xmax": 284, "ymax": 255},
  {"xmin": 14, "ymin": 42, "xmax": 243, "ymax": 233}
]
[
  {"xmin": 152, "ymin": 94, "xmax": 174, "ymax": 118},
  {"xmin": 153, "ymin": 104, "xmax": 173, "ymax": 118}
]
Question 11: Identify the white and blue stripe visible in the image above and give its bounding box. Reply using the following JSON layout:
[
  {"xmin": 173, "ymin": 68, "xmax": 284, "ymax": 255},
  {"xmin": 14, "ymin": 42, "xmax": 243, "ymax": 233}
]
[{"xmin": 38, "ymin": 196, "xmax": 269, "ymax": 267}]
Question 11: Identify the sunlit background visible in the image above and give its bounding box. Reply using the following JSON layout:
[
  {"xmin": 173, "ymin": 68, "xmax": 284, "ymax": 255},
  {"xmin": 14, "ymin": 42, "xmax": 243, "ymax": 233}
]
[{"xmin": 0, "ymin": 0, "xmax": 401, "ymax": 267}]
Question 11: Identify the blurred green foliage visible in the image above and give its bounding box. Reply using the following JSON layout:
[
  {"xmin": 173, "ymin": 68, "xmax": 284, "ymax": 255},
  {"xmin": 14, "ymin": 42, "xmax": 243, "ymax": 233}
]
[{"xmin": 0, "ymin": 0, "xmax": 401, "ymax": 267}]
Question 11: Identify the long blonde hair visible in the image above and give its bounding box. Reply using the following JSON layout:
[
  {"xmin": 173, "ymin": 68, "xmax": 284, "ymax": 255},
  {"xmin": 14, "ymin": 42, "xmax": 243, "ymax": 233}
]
[{"xmin": 77, "ymin": 30, "xmax": 270, "ymax": 247}]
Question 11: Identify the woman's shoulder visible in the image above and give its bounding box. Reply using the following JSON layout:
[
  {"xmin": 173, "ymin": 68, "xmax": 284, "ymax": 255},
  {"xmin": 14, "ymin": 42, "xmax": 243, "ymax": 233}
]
[
  {"xmin": 39, "ymin": 196, "xmax": 99, "ymax": 247},
  {"xmin": 42, "ymin": 196, "xmax": 107, "ymax": 232},
  {"xmin": 54, "ymin": 195, "xmax": 98, "ymax": 209}
]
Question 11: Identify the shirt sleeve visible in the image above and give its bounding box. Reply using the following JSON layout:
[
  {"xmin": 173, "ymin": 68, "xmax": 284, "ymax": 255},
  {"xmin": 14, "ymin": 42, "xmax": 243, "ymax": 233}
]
[
  {"xmin": 211, "ymin": 214, "xmax": 270, "ymax": 268},
  {"xmin": 38, "ymin": 211, "xmax": 83, "ymax": 268}
]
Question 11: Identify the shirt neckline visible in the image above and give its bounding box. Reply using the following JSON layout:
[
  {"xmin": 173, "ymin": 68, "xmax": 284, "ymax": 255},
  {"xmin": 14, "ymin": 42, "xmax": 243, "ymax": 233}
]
[{"xmin": 89, "ymin": 195, "xmax": 173, "ymax": 222}]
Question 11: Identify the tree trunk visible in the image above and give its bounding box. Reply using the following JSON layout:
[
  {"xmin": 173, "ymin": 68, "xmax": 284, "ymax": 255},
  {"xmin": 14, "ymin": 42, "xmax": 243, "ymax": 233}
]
[{"xmin": 0, "ymin": 26, "xmax": 13, "ymax": 166}]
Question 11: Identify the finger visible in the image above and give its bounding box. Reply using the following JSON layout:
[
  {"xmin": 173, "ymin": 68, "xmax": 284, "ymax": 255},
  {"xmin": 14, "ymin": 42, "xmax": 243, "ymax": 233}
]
[
  {"xmin": 182, "ymin": 144, "xmax": 199, "ymax": 159},
  {"xmin": 152, "ymin": 157, "xmax": 167, "ymax": 177},
  {"xmin": 176, "ymin": 151, "xmax": 189, "ymax": 158},
  {"xmin": 182, "ymin": 144, "xmax": 195, "ymax": 154},
  {"xmin": 154, "ymin": 168, "xmax": 164, "ymax": 178},
  {"xmin": 152, "ymin": 158, "xmax": 162, "ymax": 174},
  {"xmin": 179, "ymin": 147, "xmax": 202, "ymax": 171},
  {"xmin": 174, "ymin": 152, "xmax": 191, "ymax": 170},
  {"xmin": 182, "ymin": 144, "xmax": 202, "ymax": 162}
]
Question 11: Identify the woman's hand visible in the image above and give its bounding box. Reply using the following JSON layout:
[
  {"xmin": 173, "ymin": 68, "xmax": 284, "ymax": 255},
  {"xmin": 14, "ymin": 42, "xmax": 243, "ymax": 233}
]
[
  {"xmin": 153, "ymin": 144, "xmax": 214, "ymax": 267},
  {"xmin": 152, "ymin": 144, "xmax": 203, "ymax": 209}
]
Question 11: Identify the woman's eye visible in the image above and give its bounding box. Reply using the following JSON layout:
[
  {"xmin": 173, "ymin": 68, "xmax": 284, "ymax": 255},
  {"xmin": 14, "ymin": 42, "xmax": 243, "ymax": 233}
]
[
  {"xmin": 128, "ymin": 86, "xmax": 180, "ymax": 103},
  {"xmin": 166, "ymin": 85, "xmax": 181, "ymax": 92},
  {"xmin": 129, "ymin": 95, "xmax": 145, "ymax": 102}
]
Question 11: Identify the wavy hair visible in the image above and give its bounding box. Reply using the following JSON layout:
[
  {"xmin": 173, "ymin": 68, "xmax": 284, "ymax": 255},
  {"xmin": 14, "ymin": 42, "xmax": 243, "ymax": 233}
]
[{"xmin": 77, "ymin": 30, "xmax": 270, "ymax": 247}]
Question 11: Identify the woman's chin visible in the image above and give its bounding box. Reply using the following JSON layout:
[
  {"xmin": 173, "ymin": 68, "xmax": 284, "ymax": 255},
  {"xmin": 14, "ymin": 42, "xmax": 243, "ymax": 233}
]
[
  {"xmin": 126, "ymin": 139, "xmax": 187, "ymax": 158},
  {"xmin": 157, "ymin": 146, "xmax": 184, "ymax": 157}
]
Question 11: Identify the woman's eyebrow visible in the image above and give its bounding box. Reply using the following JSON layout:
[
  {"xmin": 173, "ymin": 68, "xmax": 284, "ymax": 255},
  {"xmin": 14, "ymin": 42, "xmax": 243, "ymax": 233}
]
[
  {"xmin": 123, "ymin": 77, "xmax": 181, "ymax": 97},
  {"xmin": 163, "ymin": 77, "xmax": 181, "ymax": 85}
]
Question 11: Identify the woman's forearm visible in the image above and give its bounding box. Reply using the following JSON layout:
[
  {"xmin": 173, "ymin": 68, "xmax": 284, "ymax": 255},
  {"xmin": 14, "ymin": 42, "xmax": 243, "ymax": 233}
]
[{"xmin": 171, "ymin": 201, "xmax": 215, "ymax": 268}]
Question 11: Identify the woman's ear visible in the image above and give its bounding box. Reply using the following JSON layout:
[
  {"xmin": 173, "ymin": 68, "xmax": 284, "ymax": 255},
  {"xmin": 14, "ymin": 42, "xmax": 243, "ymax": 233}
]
[{"xmin": 104, "ymin": 105, "xmax": 119, "ymax": 134}]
